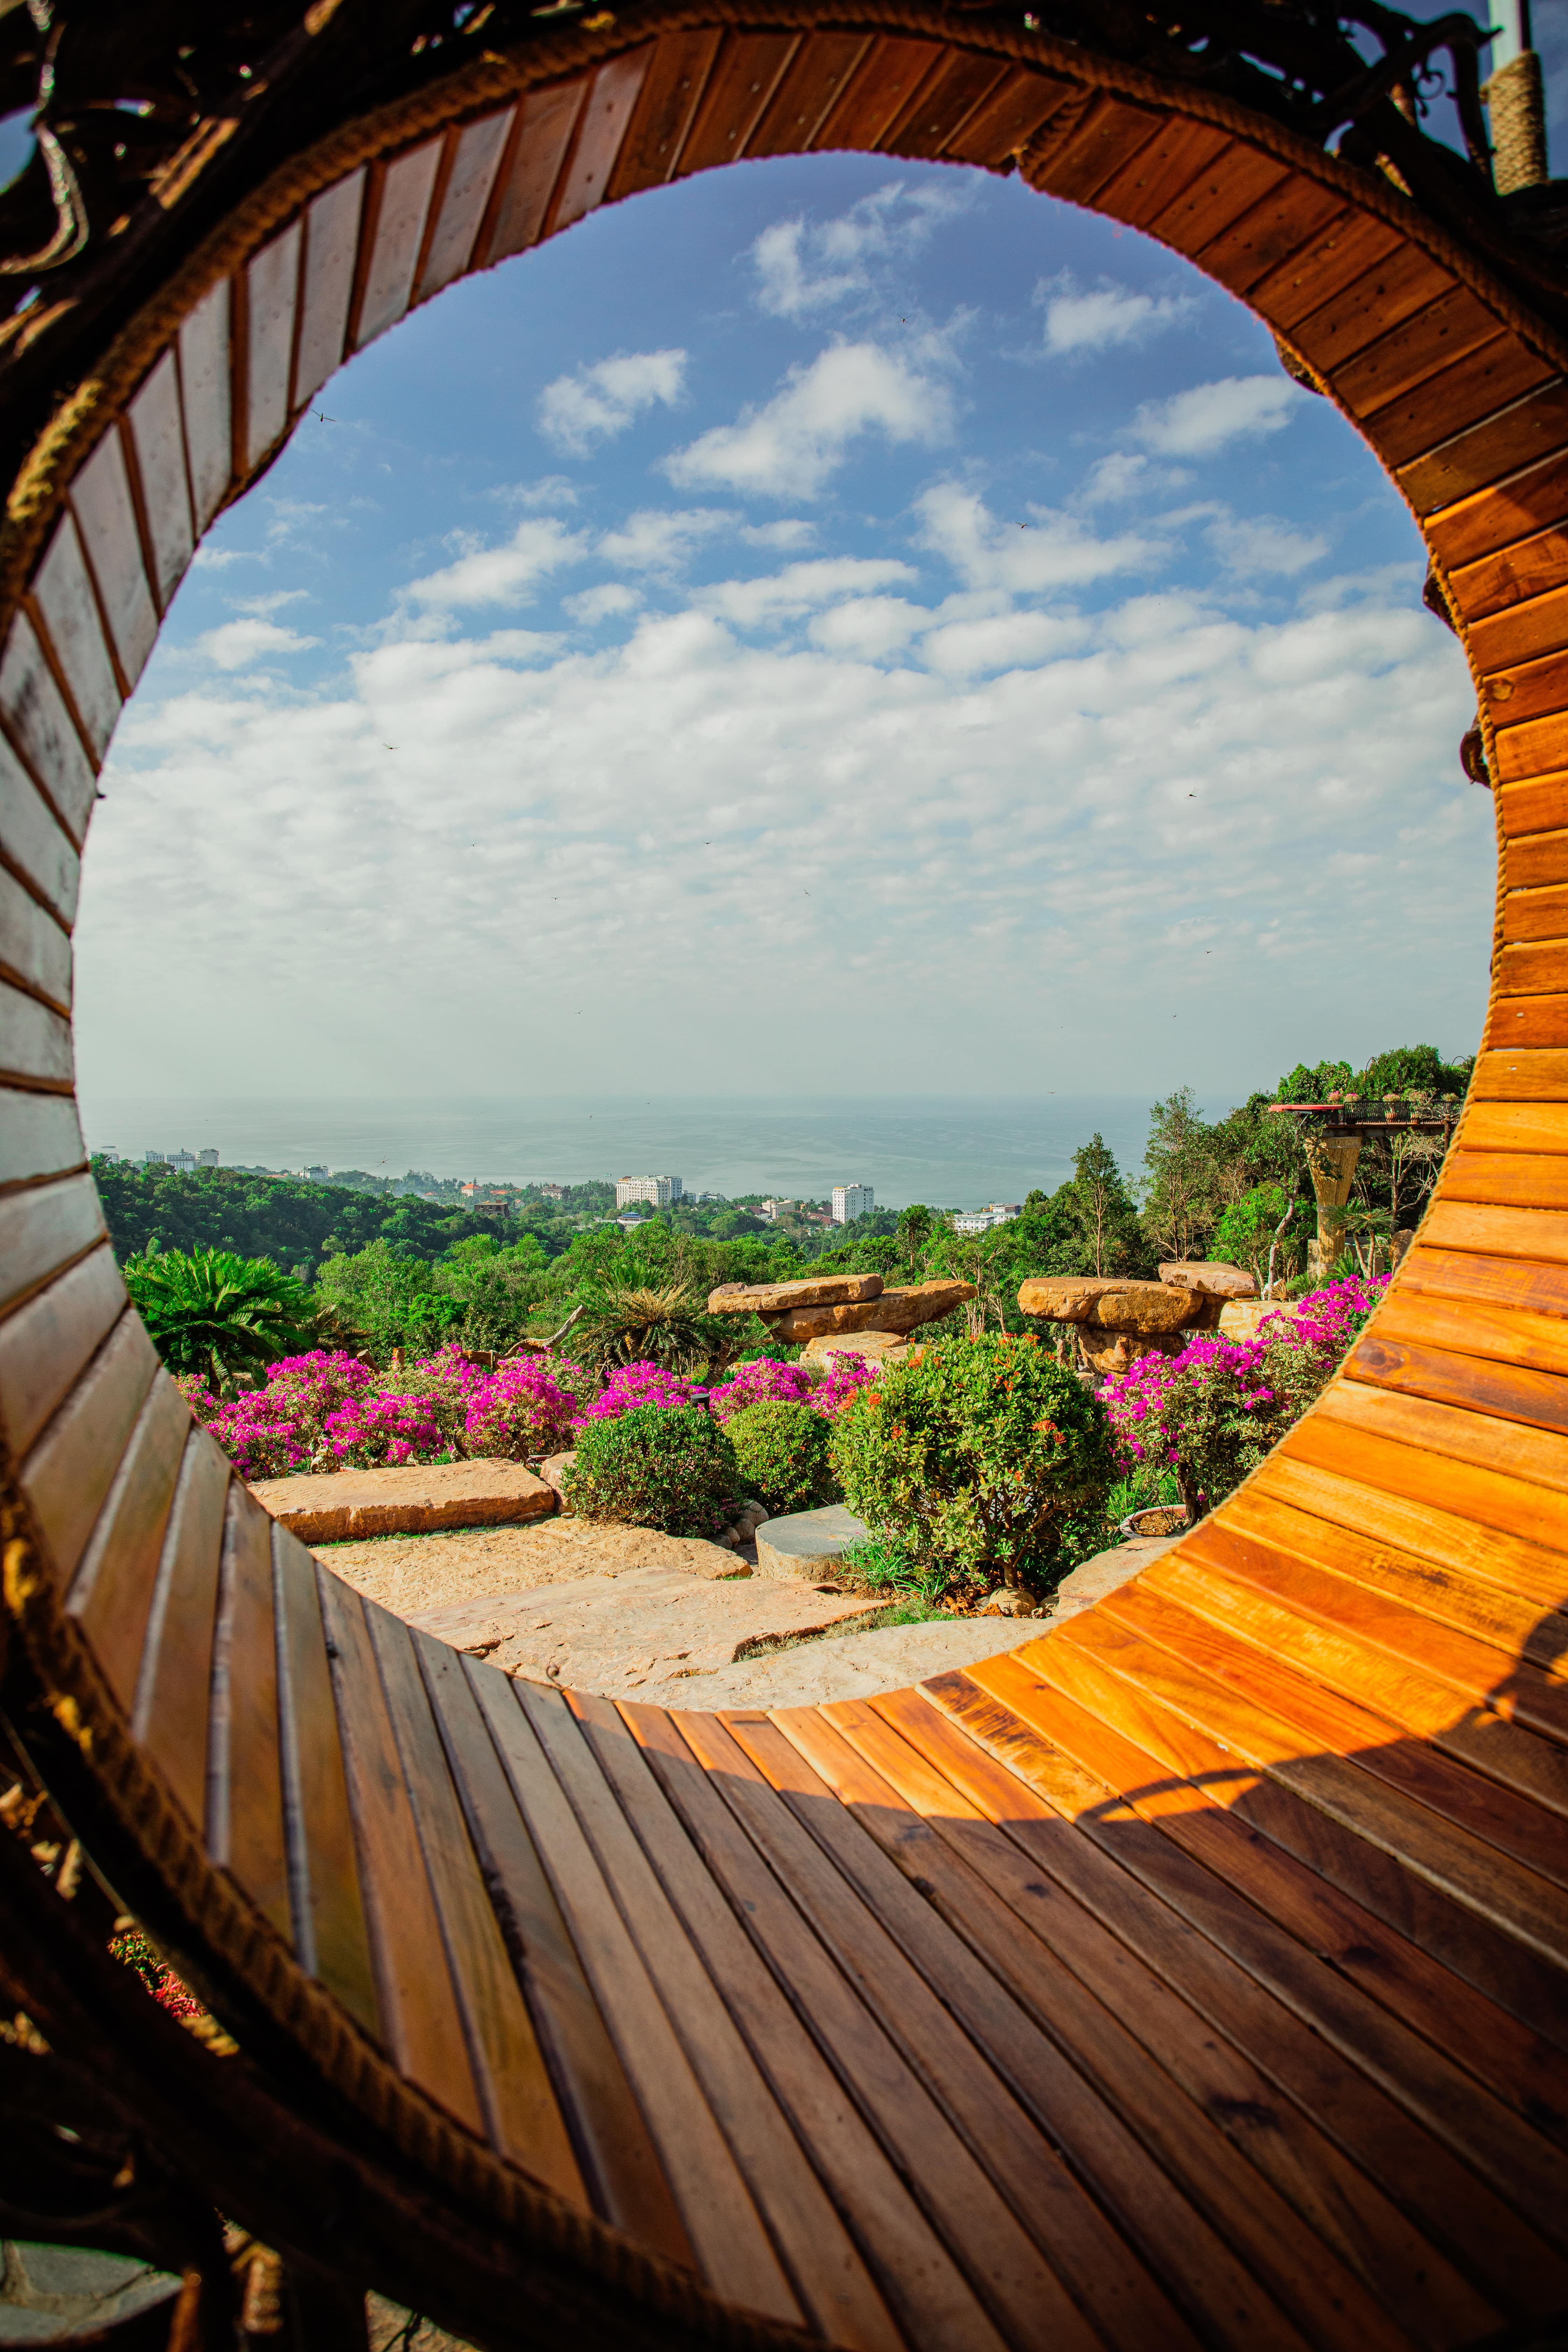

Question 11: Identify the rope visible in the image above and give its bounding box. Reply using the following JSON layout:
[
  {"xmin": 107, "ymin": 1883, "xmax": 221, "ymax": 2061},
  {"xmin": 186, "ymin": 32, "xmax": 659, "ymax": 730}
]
[{"xmin": 1485, "ymin": 51, "xmax": 1549, "ymax": 196}]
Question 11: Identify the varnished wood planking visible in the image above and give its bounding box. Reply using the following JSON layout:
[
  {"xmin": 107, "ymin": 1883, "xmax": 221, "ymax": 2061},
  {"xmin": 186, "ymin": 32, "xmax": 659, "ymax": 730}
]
[
  {"xmin": 1247, "ymin": 209, "xmax": 1402, "ymax": 335},
  {"xmin": 68, "ymin": 1370, "xmax": 190, "ymax": 1712},
  {"xmin": 126, "ymin": 350, "xmax": 195, "ymax": 612},
  {"xmin": 132, "ymin": 1427, "xmax": 229, "ymax": 1829},
  {"xmin": 0, "ymin": 612, "xmax": 98, "ymax": 840},
  {"xmin": 482, "ymin": 80, "xmax": 587, "ymax": 261},
  {"xmin": 1497, "ymin": 776, "xmax": 1568, "ymax": 844},
  {"xmin": 244, "ymin": 220, "xmax": 302, "ymax": 469},
  {"xmin": 1472, "ymin": 1043, "xmax": 1568, "ymax": 1096},
  {"xmin": 15, "ymin": 1307, "xmax": 155, "ymax": 1588},
  {"xmin": 1094, "ymin": 118, "xmax": 1234, "ymax": 232},
  {"xmin": 1194, "ymin": 177, "xmax": 1347, "ymax": 301},
  {"xmin": 0, "ymin": 971, "xmax": 71, "ymax": 1086},
  {"xmin": 605, "ymin": 29, "xmax": 721, "ymax": 193},
  {"xmin": 1461, "ymin": 1102, "xmax": 1568, "ymax": 1152},
  {"xmin": 177, "ymin": 279, "xmax": 232, "ymax": 533},
  {"xmin": 355, "ymin": 142, "xmax": 443, "ymax": 348},
  {"xmin": 677, "ymin": 33, "xmax": 802, "ymax": 172},
  {"xmin": 69, "ymin": 427, "xmax": 158, "ymax": 688},
  {"xmin": 28, "ymin": 511, "xmax": 121, "ymax": 760},
  {"xmin": 0, "ymin": 1084, "xmax": 81, "ymax": 1185},
  {"xmin": 416, "ymin": 118, "xmax": 509, "ymax": 300},
  {"xmin": 272, "ymin": 1531, "xmax": 378, "ymax": 2032},
  {"xmin": 0, "ymin": 862, "xmax": 71, "ymax": 1009},
  {"xmin": 554, "ymin": 51, "xmax": 652, "ymax": 226},
  {"xmin": 1428, "ymin": 443, "xmax": 1568, "ymax": 578},
  {"xmin": 0, "ymin": 1173, "xmax": 105, "ymax": 1319},
  {"xmin": 882, "ymin": 51, "xmax": 1013, "ymax": 161},
  {"xmin": 1336, "ymin": 283, "xmax": 1507, "ymax": 424},
  {"xmin": 747, "ymin": 34, "xmax": 875, "ymax": 159},
  {"xmin": 941, "ymin": 62, "xmax": 1078, "ymax": 168},
  {"xmin": 1025, "ymin": 93, "xmax": 1165, "ymax": 207},
  {"xmin": 1366, "ymin": 335, "xmax": 1554, "ymax": 472},
  {"xmin": 207, "ymin": 1484, "xmax": 291, "ymax": 1936},
  {"xmin": 1454, "ymin": 513, "xmax": 1568, "ymax": 623},
  {"xmin": 0, "ymin": 710, "xmax": 82, "ymax": 924},
  {"xmin": 1402, "ymin": 377, "xmax": 1568, "ymax": 516},
  {"xmin": 1151, "ymin": 144, "xmax": 1290, "ymax": 262},
  {"xmin": 1289, "ymin": 243, "xmax": 1458, "ymax": 383},
  {"xmin": 818, "ymin": 35, "xmax": 947, "ymax": 154},
  {"xmin": 1350, "ymin": 1320, "xmax": 1568, "ymax": 1440},
  {"xmin": 1417, "ymin": 1197, "xmax": 1568, "ymax": 1261},
  {"xmin": 0, "ymin": 1242, "xmax": 125, "ymax": 1459},
  {"xmin": 293, "ymin": 172, "xmax": 365, "ymax": 407}
]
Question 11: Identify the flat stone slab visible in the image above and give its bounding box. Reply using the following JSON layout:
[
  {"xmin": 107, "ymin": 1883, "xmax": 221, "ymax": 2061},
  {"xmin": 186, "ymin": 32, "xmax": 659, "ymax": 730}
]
[
  {"xmin": 1160, "ymin": 1261, "xmax": 1256, "ymax": 1297},
  {"xmin": 755, "ymin": 1503, "xmax": 869, "ymax": 1582},
  {"xmin": 409, "ymin": 1566, "xmax": 893, "ymax": 1694},
  {"xmin": 709, "ymin": 1273, "xmax": 883, "ymax": 1315},
  {"xmin": 252, "ymin": 1457, "xmax": 556, "ymax": 1544},
  {"xmin": 630, "ymin": 1614, "xmax": 1054, "ymax": 1709},
  {"xmin": 767, "ymin": 1279, "xmax": 975, "ymax": 1342},
  {"xmin": 800, "ymin": 1330, "xmax": 912, "ymax": 1372},
  {"xmin": 316, "ymin": 1517, "xmax": 746, "ymax": 1618}
]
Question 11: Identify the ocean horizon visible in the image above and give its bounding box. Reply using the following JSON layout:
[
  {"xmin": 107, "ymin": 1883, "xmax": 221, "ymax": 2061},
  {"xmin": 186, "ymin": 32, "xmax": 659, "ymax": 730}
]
[{"xmin": 79, "ymin": 1092, "xmax": 1245, "ymax": 1211}]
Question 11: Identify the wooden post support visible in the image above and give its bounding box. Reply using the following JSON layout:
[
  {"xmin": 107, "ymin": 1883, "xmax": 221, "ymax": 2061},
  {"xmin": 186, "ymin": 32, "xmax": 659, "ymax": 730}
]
[{"xmin": 1302, "ymin": 1131, "xmax": 1362, "ymax": 1279}]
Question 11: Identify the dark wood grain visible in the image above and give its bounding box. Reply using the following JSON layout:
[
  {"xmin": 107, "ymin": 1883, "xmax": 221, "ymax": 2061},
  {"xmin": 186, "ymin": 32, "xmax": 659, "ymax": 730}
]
[
  {"xmin": 206, "ymin": 1482, "xmax": 291, "ymax": 1937},
  {"xmin": 133, "ymin": 1427, "xmax": 229, "ymax": 1831}
]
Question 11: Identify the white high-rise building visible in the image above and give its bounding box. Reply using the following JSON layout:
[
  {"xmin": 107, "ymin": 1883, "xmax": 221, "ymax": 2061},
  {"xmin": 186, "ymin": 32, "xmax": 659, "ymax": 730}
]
[
  {"xmin": 616, "ymin": 1174, "xmax": 684, "ymax": 1209},
  {"xmin": 198, "ymin": 1147, "xmax": 219, "ymax": 1167},
  {"xmin": 831, "ymin": 1183, "xmax": 874, "ymax": 1225},
  {"xmin": 166, "ymin": 1149, "xmax": 196, "ymax": 1172}
]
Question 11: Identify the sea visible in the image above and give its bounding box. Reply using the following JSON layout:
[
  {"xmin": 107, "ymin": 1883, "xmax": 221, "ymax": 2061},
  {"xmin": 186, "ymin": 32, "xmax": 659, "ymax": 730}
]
[{"xmin": 79, "ymin": 1092, "xmax": 1239, "ymax": 1210}]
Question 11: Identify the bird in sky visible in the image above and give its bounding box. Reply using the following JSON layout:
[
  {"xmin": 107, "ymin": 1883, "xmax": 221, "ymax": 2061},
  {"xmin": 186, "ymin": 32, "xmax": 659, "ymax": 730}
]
[{"xmin": 312, "ymin": 409, "xmax": 336, "ymax": 424}]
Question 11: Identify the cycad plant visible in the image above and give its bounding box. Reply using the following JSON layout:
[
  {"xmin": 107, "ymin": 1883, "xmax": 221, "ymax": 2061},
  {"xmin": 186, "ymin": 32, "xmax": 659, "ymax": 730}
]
[
  {"xmin": 125, "ymin": 1246, "xmax": 320, "ymax": 1392},
  {"xmin": 570, "ymin": 1280, "xmax": 728, "ymax": 1376}
]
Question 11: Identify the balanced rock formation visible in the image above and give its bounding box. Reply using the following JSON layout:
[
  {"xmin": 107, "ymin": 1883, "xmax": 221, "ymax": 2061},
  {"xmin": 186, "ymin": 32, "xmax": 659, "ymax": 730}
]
[
  {"xmin": 1018, "ymin": 1275, "xmax": 1211, "ymax": 1375},
  {"xmin": 710, "ymin": 1270, "xmax": 974, "ymax": 1344},
  {"xmin": 1158, "ymin": 1261, "xmax": 1258, "ymax": 1300},
  {"xmin": 708, "ymin": 1273, "xmax": 883, "ymax": 1315}
]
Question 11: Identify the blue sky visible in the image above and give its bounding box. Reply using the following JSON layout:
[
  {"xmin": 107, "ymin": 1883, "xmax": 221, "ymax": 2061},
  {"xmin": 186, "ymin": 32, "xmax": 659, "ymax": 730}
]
[{"xmin": 75, "ymin": 139, "xmax": 1492, "ymax": 1111}]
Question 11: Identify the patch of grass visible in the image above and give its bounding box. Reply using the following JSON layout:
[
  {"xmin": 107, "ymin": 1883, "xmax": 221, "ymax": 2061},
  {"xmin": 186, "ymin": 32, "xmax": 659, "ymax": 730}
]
[{"xmin": 835, "ymin": 1533, "xmax": 971, "ymax": 1610}]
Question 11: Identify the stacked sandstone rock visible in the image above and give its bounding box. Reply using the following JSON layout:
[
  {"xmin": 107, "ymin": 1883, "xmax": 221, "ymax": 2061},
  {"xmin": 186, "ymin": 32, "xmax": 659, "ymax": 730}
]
[
  {"xmin": 1017, "ymin": 1261, "xmax": 1256, "ymax": 1374},
  {"xmin": 708, "ymin": 1270, "xmax": 974, "ymax": 1355}
]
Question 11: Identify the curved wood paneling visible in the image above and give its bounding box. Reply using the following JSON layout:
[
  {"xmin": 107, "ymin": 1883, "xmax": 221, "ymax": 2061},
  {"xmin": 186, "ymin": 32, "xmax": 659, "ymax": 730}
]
[{"xmin": 3, "ymin": 19, "xmax": 1567, "ymax": 2348}]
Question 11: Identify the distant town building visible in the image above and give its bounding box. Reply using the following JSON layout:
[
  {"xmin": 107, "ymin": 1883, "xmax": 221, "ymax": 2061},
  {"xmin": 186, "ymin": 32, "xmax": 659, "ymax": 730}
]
[
  {"xmin": 950, "ymin": 1204, "xmax": 1022, "ymax": 1236},
  {"xmin": 198, "ymin": 1147, "xmax": 219, "ymax": 1167},
  {"xmin": 97, "ymin": 1146, "xmax": 120, "ymax": 1162},
  {"xmin": 299, "ymin": 1165, "xmax": 328, "ymax": 1183},
  {"xmin": 540, "ymin": 1183, "xmax": 566, "ymax": 1200},
  {"xmin": 760, "ymin": 1198, "xmax": 796, "ymax": 1221},
  {"xmin": 616, "ymin": 1175, "xmax": 684, "ymax": 1209},
  {"xmin": 166, "ymin": 1149, "xmax": 196, "ymax": 1172},
  {"xmin": 831, "ymin": 1184, "xmax": 874, "ymax": 1225},
  {"xmin": 144, "ymin": 1149, "xmax": 163, "ymax": 1164}
]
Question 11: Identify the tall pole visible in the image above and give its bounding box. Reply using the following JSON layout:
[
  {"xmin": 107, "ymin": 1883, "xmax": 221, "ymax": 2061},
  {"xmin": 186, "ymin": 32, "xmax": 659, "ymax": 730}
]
[{"xmin": 1486, "ymin": 0, "xmax": 1549, "ymax": 193}]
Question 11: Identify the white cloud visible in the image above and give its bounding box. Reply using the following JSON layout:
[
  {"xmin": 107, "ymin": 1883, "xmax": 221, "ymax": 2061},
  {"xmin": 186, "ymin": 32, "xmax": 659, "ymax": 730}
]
[
  {"xmin": 195, "ymin": 618, "xmax": 320, "ymax": 670},
  {"xmin": 807, "ymin": 597, "xmax": 924, "ymax": 659},
  {"xmin": 1133, "ymin": 375, "xmax": 1300, "ymax": 457},
  {"xmin": 1037, "ymin": 271, "xmax": 1196, "ymax": 356},
  {"xmin": 740, "ymin": 519, "xmax": 817, "ymax": 550},
  {"xmin": 566, "ymin": 583, "xmax": 643, "ymax": 625},
  {"xmin": 537, "ymin": 350, "xmax": 688, "ymax": 457},
  {"xmin": 917, "ymin": 484, "xmax": 1160, "ymax": 595},
  {"xmin": 701, "ymin": 557, "xmax": 917, "ymax": 628},
  {"xmin": 752, "ymin": 182, "xmax": 969, "ymax": 318},
  {"xmin": 404, "ymin": 516, "xmax": 588, "ymax": 610},
  {"xmin": 1207, "ymin": 513, "xmax": 1329, "ymax": 577},
  {"xmin": 666, "ymin": 344, "xmax": 953, "ymax": 499},
  {"xmin": 1076, "ymin": 452, "xmax": 1192, "ymax": 506},
  {"xmin": 596, "ymin": 509, "xmax": 733, "ymax": 573},
  {"xmin": 920, "ymin": 610, "xmax": 1089, "ymax": 676},
  {"xmin": 232, "ymin": 588, "xmax": 311, "ymax": 617}
]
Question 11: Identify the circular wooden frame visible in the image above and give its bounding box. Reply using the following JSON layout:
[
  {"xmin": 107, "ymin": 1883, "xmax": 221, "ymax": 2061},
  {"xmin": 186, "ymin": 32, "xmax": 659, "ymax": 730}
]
[{"xmin": 4, "ymin": 16, "xmax": 1568, "ymax": 2349}]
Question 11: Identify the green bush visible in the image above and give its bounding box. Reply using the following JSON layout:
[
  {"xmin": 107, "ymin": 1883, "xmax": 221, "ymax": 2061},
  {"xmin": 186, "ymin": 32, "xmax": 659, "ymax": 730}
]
[
  {"xmin": 829, "ymin": 1332, "xmax": 1115, "ymax": 1598},
  {"xmin": 125, "ymin": 1245, "xmax": 318, "ymax": 1391},
  {"xmin": 562, "ymin": 1405, "xmax": 738, "ymax": 1536},
  {"xmin": 725, "ymin": 1400, "xmax": 838, "ymax": 1517}
]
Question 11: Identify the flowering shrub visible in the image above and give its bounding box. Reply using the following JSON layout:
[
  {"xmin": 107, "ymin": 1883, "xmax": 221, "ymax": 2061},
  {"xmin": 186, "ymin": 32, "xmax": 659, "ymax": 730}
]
[
  {"xmin": 1100, "ymin": 1274, "xmax": 1386, "ymax": 1518},
  {"xmin": 323, "ymin": 1387, "xmax": 447, "ymax": 1469},
  {"xmin": 726, "ymin": 1400, "xmax": 838, "ymax": 1516},
  {"xmin": 195, "ymin": 1385, "xmax": 311, "ymax": 1480},
  {"xmin": 710, "ymin": 1354, "xmax": 877, "ymax": 1422},
  {"xmin": 811, "ymin": 1354, "xmax": 879, "ymax": 1417},
  {"xmin": 574, "ymin": 1360, "xmax": 702, "ymax": 1426},
  {"xmin": 829, "ymin": 1332, "xmax": 1115, "ymax": 1596},
  {"xmin": 463, "ymin": 1353, "xmax": 587, "ymax": 1459},
  {"xmin": 562, "ymin": 1404, "xmax": 738, "ymax": 1536}
]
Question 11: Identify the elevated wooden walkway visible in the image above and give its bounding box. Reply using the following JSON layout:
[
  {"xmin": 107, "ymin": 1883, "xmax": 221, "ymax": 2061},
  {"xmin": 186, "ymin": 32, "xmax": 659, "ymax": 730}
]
[{"xmin": 2, "ymin": 8, "xmax": 1567, "ymax": 2344}]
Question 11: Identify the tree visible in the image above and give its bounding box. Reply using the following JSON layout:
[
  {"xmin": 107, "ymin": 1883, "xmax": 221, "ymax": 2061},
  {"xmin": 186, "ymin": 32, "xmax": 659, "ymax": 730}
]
[
  {"xmin": 125, "ymin": 1247, "xmax": 319, "ymax": 1390},
  {"xmin": 1067, "ymin": 1135, "xmax": 1144, "ymax": 1276},
  {"xmin": 1140, "ymin": 1089, "xmax": 1218, "ymax": 1262},
  {"xmin": 897, "ymin": 1205, "xmax": 934, "ymax": 1269},
  {"xmin": 314, "ymin": 1239, "xmax": 463, "ymax": 1363}
]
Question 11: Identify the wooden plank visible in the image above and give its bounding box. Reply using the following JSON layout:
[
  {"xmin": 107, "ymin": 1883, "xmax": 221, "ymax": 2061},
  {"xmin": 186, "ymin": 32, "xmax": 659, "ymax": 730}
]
[
  {"xmin": 1506, "ymin": 825, "xmax": 1568, "ymax": 886},
  {"xmin": 803, "ymin": 1699, "xmax": 1504, "ymax": 2343},
  {"xmin": 1473, "ymin": 1040, "xmax": 1568, "ymax": 1092},
  {"xmin": 1427, "ymin": 444, "xmax": 1568, "ymax": 576},
  {"xmin": 1337, "ymin": 284, "xmax": 1507, "ymax": 425},
  {"xmin": 1497, "ymin": 940, "xmax": 1568, "ymax": 1000},
  {"xmin": 1399, "ymin": 1239, "xmax": 1568, "ymax": 1319},
  {"xmin": 666, "ymin": 1702, "xmax": 1102, "ymax": 2352},
  {"xmin": 0, "ymin": 611, "xmax": 98, "ymax": 840},
  {"xmin": 1153, "ymin": 146, "xmax": 1290, "ymax": 262},
  {"xmin": 1440, "ymin": 1152, "xmax": 1568, "ymax": 1208},
  {"xmin": 817, "ymin": 36, "xmax": 948, "ymax": 154},
  {"xmin": 941, "ymin": 62, "xmax": 1079, "ymax": 168},
  {"xmin": 1454, "ymin": 518, "xmax": 1568, "ymax": 624},
  {"xmin": 366, "ymin": 1607, "xmax": 588, "ymax": 2193},
  {"xmin": 1402, "ymin": 378, "xmax": 1568, "ymax": 517},
  {"xmin": 16, "ymin": 1307, "xmax": 155, "ymax": 1589},
  {"xmin": 1290, "ymin": 244, "xmax": 1457, "ymax": 382},
  {"xmin": 0, "ymin": 1172, "xmax": 104, "ymax": 1318},
  {"xmin": 272, "ymin": 1531, "xmax": 378, "ymax": 2032},
  {"xmin": 126, "ymin": 349, "xmax": 194, "ymax": 611},
  {"xmin": 354, "ymin": 142, "xmax": 442, "ymax": 348},
  {"xmin": 482, "ymin": 80, "xmax": 587, "ymax": 263},
  {"xmin": 313, "ymin": 1570, "xmax": 486, "ymax": 2130},
  {"xmin": 1193, "ymin": 178, "xmax": 1346, "ymax": 300},
  {"xmin": 206, "ymin": 1483, "xmax": 290, "ymax": 1937},
  {"xmin": 1503, "ymin": 878, "xmax": 1568, "ymax": 940},
  {"xmin": 0, "ymin": 1084, "xmax": 81, "ymax": 1185},
  {"xmin": 677, "ymin": 33, "xmax": 803, "ymax": 173},
  {"xmin": 908, "ymin": 1666, "xmax": 1568, "ymax": 2303},
  {"xmin": 1208, "ymin": 1480, "xmax": 1568, "ymax": 1680},
  {"xmin": 0, "ymin": 727, "xmax": 79, "ymax": 924},
  {"xmin": 1249, "ymin": 209, "xmax": 1402, "ymax": 336},
  {"xmin": 604, "ymin": 29, "xmax": 721, "ymax": 193},
  {"xmin": 1472, "ymin": 587, "xmax": 1568, "ymax": 681},
  {"xmin": 571, "ymin": 1690, "xmax": 965, "ymax": 2352},
  {"xmin": 1094, "ymin": 118, "xmax": 1233, "ymax": 231},
  {"xmin": 883, "ymin": 52, "xmax": 1013, "ymax": 161},
  {"xmin": 132, "ymin": 1427, "xmax": 229, "ymax": 1829},
  {"xmin": 418, "ymin": 1662, "xmax": 695, "ymax": 2260},
  {"xmin": 760, "ymin": 1705, "xmax": 1424, "ymax": 2352},
  {"xmin": 293, "ymin": 170, "xmax": 364, "ymax": 406},
  {"xmin": 747, "ymin": 35, "xmax": 876, "ymax": 159},
  {"xmin": 1410, "ymin": 1196, "xmax": 1568, "ymax": 1262},
  {"xmin": 67, "ymin": 1370, "xmax": 189, "ymax": 1712},
  {"xmin": 1026, "ymin": 94, "xmax": 1166, "ymax": 206},
  {"xmin": 1499, "ymin": 710, "xmax": 1568, "ymax": 787},
  {"xmin": 0, "ymin": 1242, "xmax": 125, "ymax": 1461},
  {"xmin": 1349, "ymin": 1319, "xmax": 1568, "ymax": 1438},
  {"xmin": 0, "ymin": 973, "xmax": 70, "ymax": 1086},
  {"xmin": 244, "ymin": 219, "xmax": 301, "ymax": 468},
  {"xmin": 28, "ymin": 512, "xmax": 121, "ymax": 758},
  {"xmin": 177, "ymin": 278, "xmax": 232, "ymax": 533},
  {"xmin": 1368, "ymin": 335, "xmax": 1552, "ymax": 471},
  {"xmin": 1498, "ymin": 777, "xmax": 1568, "ymax": 846},
  {"xmin": 553, "ymin": 49, "xmax": 651, "ymax": 226},
  {"xmin": 0, "ymin": 862, "xmax": 71, "ymax": 1010},
  {"xmin": 416, "ymin": 118, "xmax": 508, "ymax": 301},
  {"xmin": 1281, "ymin": 1401, "xmax": 1568, "ymax": 1576},
  {"xmin": 475, "ymin": 1676, "xmax": 798, "ymax": 2314},
  {"xmin": 69, "ymin": 428, "xmax": 158, "ymax": 689},
  {"xmin": 1460, "ymin": 1101, "xmax": 1568, "ymax": 1152},
  {"xmin": 1489, "ymin": 662, "xmax": 1568, "ymax": 740}
]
